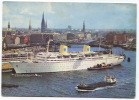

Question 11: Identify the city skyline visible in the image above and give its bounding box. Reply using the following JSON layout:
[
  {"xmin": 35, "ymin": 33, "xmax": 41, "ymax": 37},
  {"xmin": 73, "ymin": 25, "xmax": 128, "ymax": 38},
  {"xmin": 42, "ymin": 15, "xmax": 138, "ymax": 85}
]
[{"xmin": 3, "ymin": 2, "xmax": 136, "ymax": 30}]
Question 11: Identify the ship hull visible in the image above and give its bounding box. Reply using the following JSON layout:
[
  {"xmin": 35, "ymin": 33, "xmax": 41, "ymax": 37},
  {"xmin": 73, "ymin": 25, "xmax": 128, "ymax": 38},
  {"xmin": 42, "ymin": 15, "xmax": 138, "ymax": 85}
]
[
  {"xmin": 10, "ymin": 56, "xmax": 124, "ymax": 73},
  {"xmin": 76, "ymin": 81, "xmax": 116, "ymax": 91}
]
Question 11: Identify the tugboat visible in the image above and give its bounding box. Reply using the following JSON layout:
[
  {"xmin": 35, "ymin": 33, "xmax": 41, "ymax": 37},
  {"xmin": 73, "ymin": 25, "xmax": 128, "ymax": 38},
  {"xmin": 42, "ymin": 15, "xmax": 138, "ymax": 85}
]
[{"xmin": 76, "ymin": 75, "xmax": 116, "ymax": 91}]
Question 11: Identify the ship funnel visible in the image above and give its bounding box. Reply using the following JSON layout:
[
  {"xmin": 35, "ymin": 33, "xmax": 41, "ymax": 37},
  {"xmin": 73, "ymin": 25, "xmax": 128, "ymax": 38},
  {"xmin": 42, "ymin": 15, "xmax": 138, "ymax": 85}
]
[
  {"xmin": 59, "ymin": 45, "xmax": 68, "ymax": 55},
  {"xmin": 83, "ymin": 45, "xmax": 90, "ymax": 53}
]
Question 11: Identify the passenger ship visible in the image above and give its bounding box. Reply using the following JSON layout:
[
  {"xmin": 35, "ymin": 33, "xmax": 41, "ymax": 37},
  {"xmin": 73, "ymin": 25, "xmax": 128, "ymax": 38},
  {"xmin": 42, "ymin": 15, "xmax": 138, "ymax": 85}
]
[{"xmin": 10, "ymin": 45, "xmax": 124, "ymax": 73}]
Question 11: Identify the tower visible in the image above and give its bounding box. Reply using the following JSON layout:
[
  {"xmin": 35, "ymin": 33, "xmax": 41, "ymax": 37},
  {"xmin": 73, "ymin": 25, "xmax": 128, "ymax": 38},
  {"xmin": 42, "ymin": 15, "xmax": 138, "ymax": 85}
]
[
  {"xmin": 8, "ymin": 21, "xmax": 10, "ymax": 29},
  {"xmin": 45, "ymin": 20, "xmax": 47, "ymax": 30},
  {"xmin": 29, "ymin": 19, "xmax": 32, "ymax": 30},
  {"xmin": 41, "ymin": 12, "xmax": 46, "ymax": 33},
  {"xmin": 82, "ymin": 21, "xmax": 87, "ymax": 39},
  {"xmin": 82, "ymin": 21, "xmax": 85, "ymax": 33}
]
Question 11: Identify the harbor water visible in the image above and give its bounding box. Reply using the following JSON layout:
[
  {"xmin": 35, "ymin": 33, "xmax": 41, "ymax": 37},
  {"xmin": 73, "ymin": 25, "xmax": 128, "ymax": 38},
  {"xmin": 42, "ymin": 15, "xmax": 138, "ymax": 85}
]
[{"xmin": 2, "ymin": 45, "xmax": 136, "ymax": 98}]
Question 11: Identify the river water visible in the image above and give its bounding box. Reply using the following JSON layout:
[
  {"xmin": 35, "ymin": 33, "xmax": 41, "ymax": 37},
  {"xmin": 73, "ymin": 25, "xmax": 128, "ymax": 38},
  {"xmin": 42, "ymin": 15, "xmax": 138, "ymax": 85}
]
[{"xmin": 2, "ymin": 45, "xmax": 136, "ymax": 98}]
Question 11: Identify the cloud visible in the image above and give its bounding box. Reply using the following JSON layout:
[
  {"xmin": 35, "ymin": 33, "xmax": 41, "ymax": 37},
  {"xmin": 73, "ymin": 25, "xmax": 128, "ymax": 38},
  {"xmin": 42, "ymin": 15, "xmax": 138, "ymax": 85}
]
[
  {"xmin": 20, "ymin": 8, "xmax": 34, "ymax": 15},
  {"xmin": 3, "ymin": 3, "xmax": 9, "ymax": 15},
  {"xmin": 45, "ymin": 2, "xmax": 55, "ymax": 14},
  {"xmin": 2, "ymin": 2, "xmax": 136, "ymax": 30},
  {"xmin": 3, "ymin": 14, "xmax": 27, "ymax": 28},
  {"xmin": 16, "ymin": 2, "xmax": 54, "ymax": 16}
]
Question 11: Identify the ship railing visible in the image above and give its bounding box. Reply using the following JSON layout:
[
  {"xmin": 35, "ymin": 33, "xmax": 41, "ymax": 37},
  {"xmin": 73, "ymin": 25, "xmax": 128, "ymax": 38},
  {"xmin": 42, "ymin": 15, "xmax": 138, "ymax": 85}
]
[{"xmin": 2, "ymin": 57, "xmax": 30, "ymax": 62}]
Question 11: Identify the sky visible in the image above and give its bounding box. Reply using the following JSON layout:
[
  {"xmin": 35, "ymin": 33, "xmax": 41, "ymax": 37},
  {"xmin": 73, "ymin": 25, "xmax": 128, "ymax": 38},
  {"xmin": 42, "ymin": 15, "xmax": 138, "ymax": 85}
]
[{"xmin": 2, "ymin": 2, "xmax": 137, "ymax": 30}]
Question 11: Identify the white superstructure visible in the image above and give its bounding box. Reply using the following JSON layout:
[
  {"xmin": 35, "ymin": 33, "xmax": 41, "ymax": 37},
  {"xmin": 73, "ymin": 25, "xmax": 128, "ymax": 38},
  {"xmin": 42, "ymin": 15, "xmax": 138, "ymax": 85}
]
[{"xmin": 10, "ymin": 45, "xmax": 124, "ymax": 73}]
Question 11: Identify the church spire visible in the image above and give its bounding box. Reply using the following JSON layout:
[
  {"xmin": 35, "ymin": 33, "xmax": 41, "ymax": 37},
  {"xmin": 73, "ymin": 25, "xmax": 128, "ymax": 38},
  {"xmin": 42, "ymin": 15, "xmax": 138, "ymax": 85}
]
[
  {"xmin": 8, "ymin": 21, "xmax": 10, "ymax": 29},
  {"xmin": 42, "ymin": 12, "xmax": 44, "ymax": 21},
  {"xmin": 82, "ymin": 21, "xmax": 85, "ymax": 33},
  {"xmin": 29, "ymin": 19, "xmax": 32, "ymax": 30},
  {"xmin": 45, "ymin": 20, "xmax": 47, "ymax": 30},
  {"xmin": 41, "ymin": 12, "xmax": 46, "ymax": 33}
]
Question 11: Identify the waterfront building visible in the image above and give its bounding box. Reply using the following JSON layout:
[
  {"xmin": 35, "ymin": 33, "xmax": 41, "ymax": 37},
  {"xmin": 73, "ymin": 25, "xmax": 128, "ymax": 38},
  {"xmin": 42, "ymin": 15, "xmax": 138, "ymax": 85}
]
[
  {"xmin": 106, "ymin": 33, "xmax": 129, "ymax": 45},
  {"xmin": 86, "ymin": 33, "xmax": 92, "ymax": 40},
  {"xmin": 53, "ymin": 33, "xmax": 67, "ymax": 41},
  {"xmin": 77, "ymin": 33, "xmax": 84, "ymax": 40},
  {"xmin": 29, "ymin": 33, "xmax": 53, "ymax": 46},
  {"xmin": 67, "ymin": 33, "xmax": 77, "ymax": 40},
  {"xmin": 91, "ymin": 33, "xmax": 99, "ymax": 40}
]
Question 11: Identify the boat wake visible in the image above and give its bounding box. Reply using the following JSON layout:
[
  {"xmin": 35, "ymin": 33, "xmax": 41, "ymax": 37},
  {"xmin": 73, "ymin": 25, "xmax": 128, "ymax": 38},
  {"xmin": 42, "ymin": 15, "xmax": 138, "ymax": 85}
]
[
  {"xmin": 117, "ymin": 77, "xmax": 135, "ymax": 83},
  {"xmin": 116, "ymin": 77, "xmax": 135, "ymax": 85},
  {"xmin": 11, "ymin": 73, "xmax": 42, "ymax": 77}
]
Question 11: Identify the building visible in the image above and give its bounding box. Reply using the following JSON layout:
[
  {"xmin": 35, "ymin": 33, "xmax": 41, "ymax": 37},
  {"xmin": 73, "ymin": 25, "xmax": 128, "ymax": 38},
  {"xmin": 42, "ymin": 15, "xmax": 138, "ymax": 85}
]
[
  {"xmin": 20, "ymin": 36, "xmax": 25, "ymax": 44},
  {"xmin": 24, "ymin": 36, "xmax": 29, "ymax": 45},
  {"xmin": 30, "ymin": 33, "xmax": 53, "ymax": 46},
  {"xmin": 68, "ymin": 25, "xmax": 72, "ymax": 31},
  {"xmin": 106, "ymin": 33, "xmax": 129, "ymax": 45},
  {"xmin": 91, "ymin": 33, "xmax": 99, "ymax": 40},
  {"xmin": 53, "ymin": 33, "xmax": 67, "ymax": 41},
  {"xmin": 86, "ymin": 33, "xmax": 92, "ymax": 40},
  {"xmin": 76, "ymin": 33, "xmax": 84, "ymax": 39},
  {"xmin": 67, "ymin": 33, "xmax": 77, "ymax": 40},
  {"xmin": 2, "ymin": 22, "xmax": 16, "ymax": 37},
  {"xmin": 14, "ymin": 36, "xmax": 20, "ymax": 45},
  {"xmin": 4, "ymin": 37, "xmax": 13, "ymax": 44},
  {"xmin": 2, "ymin": 36, "xmax": 14, "ymax": 50}
]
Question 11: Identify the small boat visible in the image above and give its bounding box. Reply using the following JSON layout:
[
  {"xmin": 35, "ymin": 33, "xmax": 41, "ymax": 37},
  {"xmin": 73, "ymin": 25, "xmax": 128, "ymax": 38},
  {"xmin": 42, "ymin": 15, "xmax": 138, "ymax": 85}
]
[
  {"xmin": 2, "ymin": 84, "xmax": 19, "ymax": 88},
  {"xmin": 87, "ymin": 63, "xmax": 113, "ymax": 70},
  {"xmin": 76, "ymin": 75, "xmax": 116, "ymax": 91},
  {"xmin": 11, "ymin": 73, "xmax": 42, "ymax": 77}
]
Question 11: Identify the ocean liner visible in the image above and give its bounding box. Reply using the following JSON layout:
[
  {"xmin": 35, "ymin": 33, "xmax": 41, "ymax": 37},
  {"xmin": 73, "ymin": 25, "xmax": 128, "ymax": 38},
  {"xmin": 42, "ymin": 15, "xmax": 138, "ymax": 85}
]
[{"xmin": 10, "ymin": 45, "xmax": 124, "ymax": 73}]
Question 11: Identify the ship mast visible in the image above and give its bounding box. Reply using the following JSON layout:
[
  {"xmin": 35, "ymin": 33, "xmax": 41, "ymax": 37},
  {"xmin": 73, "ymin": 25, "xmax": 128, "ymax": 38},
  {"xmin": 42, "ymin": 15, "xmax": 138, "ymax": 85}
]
[
  {"xmin": 47, "ymin": 39, "xmax": 50, "ymax": 53},
  {"xmin": 26, "ymin": 48, "xmax": 28, "ymax": 60},
  {"xmin": 46, "ymin": 35, "xmax": 52, "ymax": 53},
  {"xmin": 99, "ymin": 35, "xmax": 101, "ymax": 51}
]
